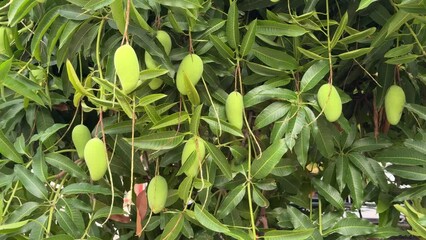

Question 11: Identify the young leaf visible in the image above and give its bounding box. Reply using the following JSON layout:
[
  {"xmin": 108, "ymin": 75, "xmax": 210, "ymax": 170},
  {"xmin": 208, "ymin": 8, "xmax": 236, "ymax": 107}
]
[
  {"xmin": 257, "ymin": 20, "xmax": 308, "ymax": 37},
  {"xmin": 61, "ymin": 183, "xmax": 112, "ymax": 195},
  {"xmin": 330, "ymin": 12, "xmax": 348, "ymax": 49},
  {"xmin": 251, "ymin": 139, "xmax": 288, "ymax": 179},
  {"xmin": 209, "ymin": 35, "xmax": 234, "ymax": 60},
  {"xmin": 338, "ymin": 47, "xmax": 372, "ymax": 60},
  {"xmin": 110, "ymin": 0, "xmax": 125, "ymax": 34},
  {"xmin": 345, "ymin": 163, "xmax": 364, "ymax": 209},
  {"xmin": 45, "ymin": 153, "xmax": 88, "ymax": 180},
  {"xmin": 31, "ymin": 6, "xmax": 60, "ymax": 61},
  {"xmin": 255, "ymin": 102, "xmax": 291, "ymax": 129},
  {"xmin": 357, "ymin": 0, "xmax": 377, "ymax": 11},
  {"xmin": 150, "ymin": 112, "xmax": 189, "ymax": 130}
]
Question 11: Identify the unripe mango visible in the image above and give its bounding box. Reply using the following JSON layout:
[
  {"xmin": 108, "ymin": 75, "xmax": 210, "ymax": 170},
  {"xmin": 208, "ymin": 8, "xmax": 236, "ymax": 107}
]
[
  {"xmin": 114, "ymin": 44, "xmax": 140, "ymax": 94},
  {"xmin": 385, "ymin": 85, "xmax": 405, "ymax": 125},
  {"xmin": 226, "ymin": 92, "xmax": 244, "ymax": 129},
  {"xmin": 144, "ymin": 30, "xmax": 172, "ymax": 69},
  {"xmin": 149, "ymin": 78, "xmax": 163, "ymax": 90},
  {"xmin": 317, "ymin": 84, "xmax": 342, "ymax": 122},
  {"xmin": 181, "ymin": 136, "xmax": 205, "ymax": 177},
  {"xmin": 147, "ymin": 175, "xmax": 168, "ymax": 214},
  {"xmin": 72, "ymin": 124, "xmax": 91, "ymax": 159},
  {"xmin": 176, "ymin": 54, "xmax": 203, "ymax": 95},
  {"xmin": 84, "ymin": 138, "xmax": 108, "ymax": 181}
]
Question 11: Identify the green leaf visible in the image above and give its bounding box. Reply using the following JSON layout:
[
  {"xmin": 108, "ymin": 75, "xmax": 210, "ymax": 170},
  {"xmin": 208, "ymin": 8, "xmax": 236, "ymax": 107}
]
[
  {"xmin": 30, "ymin": 123, "xmax": 67, "ymax": 143},
  {"xmin": 386, "ymin": 165, "xmax": 426, "ymax": 181},
  {"xmin": 251, "ymin": 139, "xmax": 288, "ymax": 179},
  {"xmin": 294, "ymin": 125, "xmax": 310, "ymax": 167},
  {"xmin": 3, "ymin": 75, "xmax": 44, "ymax": 105},
  {"xmin": 5, "ymin": 202, "xmax": 39, "ymax": 224},
  {"xmin": 404, "ymin": 139, "xmax": 426, "ymax": 155},
  {"xmin": 287, "ymin": 206, "xmax": 315, "ymax": 228},
  {"xmin": 324, "ymin": 217, "xmax": 376, "ymax": 236},
  {"xmin": 204, "ymin": 141, "xmax": 233, "ymax": 180},
  {"xmin": 393, "ymin": 185, "xmax": 426, "ymax": 202},
  {"xmin": 300, "ymin": 60, "xmax": 329, "ymax": 92},
  {"xmin": 385, "ymin": 54, "xmax": 419, "ymax": 65},
  {"xmin": 337, "ymin": 47, "xmax": 372, "ymax": 60},
  {"xmin": 357, "ymin": 0, "xmax": 377, "ymax": 11},
  {"xmin": 386, "ymin": 10, "xmax": 413, "ymax": 37},
  {"xmin": 0, "ymin": 220, "xmax": 29, "ymax": 234},
  {"xmin": 32, "ymin": 146, "xmax": 48, "ymax": 182},
  {"xmin": 178, "ymin": 176, "xmax": 193, "ymax": 201},
  {"xmin": 139, "ymin": 69, "xmax": 169, "ymax": 81},
  {"xmin": 217, "ymin": 184, "xmax": 246, "ymax": 219},
  {"xmin": 137, "ymin": 94, "xmax": 168, "ymax": 107},
  {"xmin": 348, "ymin": 152, "xmax": 380, "ymax": 187},
  {"xmin": 313, "ymin": 118, "xmax": 335, "ymax": 158},
  {"xmin": 128, "ymin": 132, "xmax": 185, "ymax": 150},
  {"xmin": 157, "ymin": 0, "xmax": 202, "ymax": 9},
  {"xmin": 330, "ymin": 12, "xmax": 348, "ymax": 49},
  {"xmin": 150, "ymin": 112, "xmax": 189, "ymax": 130},
  {"xmin": 66, "ymin": 60, "xmax": 93, "ymax": 97},
  {"xmin": 246, "ymin": 62, "xmax": 287, "ymax": 76},
  {"xmin": 384, "ymin": 44, "xmax": 413, "ymax": 58},
  {"xmin": 244, "ymin": 85, "xmax": 297, "ymax": 107},
  {"xmin": 257, "ymin": 20, "xmax": 308, "ymax": 37},
  {"xmin": 252, "ymin": 186, "xmax": 269, "ymax": 207},
  {"xmin": 45, "ymin": 153, "xmax": 88, "ymax": 180},
  {"xmin": 349, "ymin": 137, "xmax": 392, "ymax": 152},
  {"xmin": 15, "ymin": 165, "xmax": 48, "ymax": 199},
  {"xmin": 8, "ymin": 0, "xmax": 38, "ymax": 27},
  {"xmin": 264, "ymin": 229, "xmax": 315, "ymax": 240},
  {"xmin": 110, "ymin": 0, "xmax": 125, "ymax": 34},
  {"xmin": 194, "ymin": 204, "xmax": 230, "ymax": 233},
  {"xmin": 201, "ymin": 117, "xmax": 244, "ymax": 138},
  {"xmin": 184, "ymin": 71, "xmax": 200, "ymax": 106},
  {"xmin": 31, "ymin": 6, "xmax": 60, "ymax": 61},
  {"xmin": 312, "ymin": 178, "xmax": 344, "ymax": 210},
  {"xmin": 92, "ymin": 207, "xmax": 125, "ymax": 220},
  {"xmin": 61, "ymin": 183, "xmax": 112, "ymax": 195},
  {"xmin": 240, "ymin": 19, "xmax": 257, "ymax": 57},
  {"xmin": 226, "ymin": 0, "xmax": 239, "ymax": 49},
  {"xmin": 209, "ymin": 35, "xmax": 234, "ymax": 60},
  {"xmin": 160, "ymin": 214, "xmax": 184, "ymax": 240},
  {"xmin": 339, "ymin": 27, "xmax": 376, "ymax": 44},
  {"xmin": 345, "ymin": 163, "xmax": 364, "ymax": 209},
  {"xmin": 253, "ymin": 46, "xmax": 297, "ymax": 70},
  {"xmin": 255, "ymin": 102, "xmax": 291, "ymax": 129},
  {"xmin": 0, "ymin": 129, "xmax": 23, "ymax": 163},
  {"xmin": 405, "ymin": 103, "xmax": 426, "ymax": 121},
  {"xmin": 297, "ymin": 47, "xmax": 325, "ymax": 60},
  {"xmin": 376, "ymin": 147, "xmax": 426, "ymax": 165},
  {"xmin": 190, "ymin": 104, "xmax": 203, "ymax": 135},
  {"xmin": 55, "ymin": 210, "xmax": 81, "ymax": 238}
]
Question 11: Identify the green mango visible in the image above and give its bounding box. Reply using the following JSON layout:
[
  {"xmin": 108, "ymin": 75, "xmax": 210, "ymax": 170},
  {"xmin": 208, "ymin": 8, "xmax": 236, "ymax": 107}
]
[
  {"xmin": 147, "ymin": 175, "xmax": 168, "ymax": 214},
  {"xmin": 385, "ymin": 85, "xmax": 405, "ymax": 125},
  {"xmin": 317, "ymin": 83, "xmax": 342, "ymax": 122},
  {"xmin": 72, "ymin": 124, "xmax": 91, "ymax": 159},
  {"xmin": 84, "ymin": 138, "xmax": 108, "ymax": 181}
]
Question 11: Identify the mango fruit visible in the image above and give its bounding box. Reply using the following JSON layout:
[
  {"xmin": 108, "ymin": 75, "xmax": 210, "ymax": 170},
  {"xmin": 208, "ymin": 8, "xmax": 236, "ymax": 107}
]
[
  {"xmin": 226, "ymin": 91, "xmax": 244, "ymax": 129},
  {"xmin": 84, "ymin": 138, "xmax": 108, "ymax": 181},
  {"xmin": 176, "ymin": 54, "xmax": 203, "ymax": 95},
  {"xmin": 317, "ymin": 83, "xmax": 342, "ymax": 122},
  {"xmin": 114, "ymin": 44, "xmax": 140, "ymax": 94},
  {"xmin": 385, "ymin": 85, "xmax": 405, "ymax": 125},
  {"xmin": 72, "ymin": 124, "xmax": 92, "ymax": 159},
  {"xmin": 181, "ymin": 136, "xmax": 205, "ymax": 177},
  {"xmin": 147, "ymin": 175, "xmax": 168, "ymax": 214},
  {"xmin": 144, "ymin": 30, "xmax": 172, "ymax": 89}
]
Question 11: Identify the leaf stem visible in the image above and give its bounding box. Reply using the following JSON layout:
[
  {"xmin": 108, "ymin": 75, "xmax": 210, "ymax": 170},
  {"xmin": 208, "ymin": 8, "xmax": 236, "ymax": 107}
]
[{"xmin": 246, "ymin": 138, "xmax": 257, "ymax": 238}]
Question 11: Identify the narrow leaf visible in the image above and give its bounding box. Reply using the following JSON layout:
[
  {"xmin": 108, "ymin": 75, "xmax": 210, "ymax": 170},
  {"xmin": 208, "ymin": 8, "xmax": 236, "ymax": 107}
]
[
  {"xmin": 204, "ymin": 141, "xmax": 233, "ymax": 180},
  {"xmin": 312, "ymin": 178, "xmax": 344, "ymax": 210},
  {"xmin": 160, "ymin": 214, "xmax": 184, "ymax": 240},
  {"xmin": 61, "ymin": 183, "xmax": 111, "ymax": 195},
  {"xmin": 128, "ymin": 132, "xmax": 185, "ymax": 150},
  {"xmin": 217, "ymin": 184, "xmax": 246, "ymax": 219},
  {"xmin": 226, "ymin": 0, "xmax": 240, "ymax": 49},
  {"xmin": 300, "ymin": 60, "xmax": 329, "ymax": 92},
  {"xmin": 15, "ymin": 165, "xmax": 48, "ymax": 199},
  {"xmin": 195, "ymin": 204, "xmax": 230, "ymax": 233},
  {"xmin": 251, "ymin": 139, "xmax": 288, "ymax": 179},
  {"xmin": 240, "ymin": 19, "xmax": 257, "ymax": 57},
  {"xmin": 0, "ymin": 129, "xmax": 23, "ymax": 163}
]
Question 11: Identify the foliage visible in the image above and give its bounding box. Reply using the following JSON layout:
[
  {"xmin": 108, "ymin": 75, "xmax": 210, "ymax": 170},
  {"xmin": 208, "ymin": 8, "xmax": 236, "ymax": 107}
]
[{"xmin": 0, "ymin": 0, "xmax": 426, "ymax": 239}]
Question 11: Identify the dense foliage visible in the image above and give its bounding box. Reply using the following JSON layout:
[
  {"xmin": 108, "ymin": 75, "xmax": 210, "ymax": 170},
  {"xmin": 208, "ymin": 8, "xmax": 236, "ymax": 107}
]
[{"xmin": 1, "ymin": 0, "xmax": 426, "ymax": 239}]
